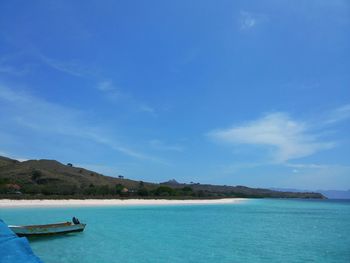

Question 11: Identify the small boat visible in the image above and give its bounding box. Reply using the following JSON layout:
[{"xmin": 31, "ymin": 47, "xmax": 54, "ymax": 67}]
[{"xmin": 9, "ymin": 218, "xmax": 86, "ymax": 237}]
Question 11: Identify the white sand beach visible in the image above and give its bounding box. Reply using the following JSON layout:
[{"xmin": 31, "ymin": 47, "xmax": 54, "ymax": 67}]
[{"xmin": 0, "ymin": 198, "xmax": 245, "ymax": 208}]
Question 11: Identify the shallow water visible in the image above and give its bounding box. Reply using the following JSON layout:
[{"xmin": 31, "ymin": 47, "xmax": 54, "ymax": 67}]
[{"xmin": 1, "ymin": 199, "xmax": 350, "ymax": 263}]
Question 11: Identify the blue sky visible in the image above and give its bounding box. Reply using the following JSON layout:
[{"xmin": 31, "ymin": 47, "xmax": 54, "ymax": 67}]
[{"xmin": 0, "ymin": 0, "xmax": 349, "ymax": 190}]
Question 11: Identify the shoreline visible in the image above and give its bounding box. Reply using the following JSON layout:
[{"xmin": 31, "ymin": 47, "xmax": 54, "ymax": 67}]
[{"xmin": 0, "ymin": 198, "xmax": 246, "ymax": 208}]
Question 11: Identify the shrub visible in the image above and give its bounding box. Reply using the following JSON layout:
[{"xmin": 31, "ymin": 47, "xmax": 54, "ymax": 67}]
[
  {"xmin": 115, "ymin": 184, "xmax": 125, "ymax": 195},
  {"xmin": 137, "ymin": 188, "xmax": 149, "ymax": 196},
  {"xmin": 31, "ymin": 170, "xmax": 42, "ymax": 182},
  {"xmin": 153, "ymin": 186, "xmax": 175, "ymax": 196}
]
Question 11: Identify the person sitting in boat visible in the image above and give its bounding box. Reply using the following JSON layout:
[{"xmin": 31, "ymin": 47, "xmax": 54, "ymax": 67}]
[{"xmin": 72, "ymin": 217, "xmax": 80, "ymax": 225}]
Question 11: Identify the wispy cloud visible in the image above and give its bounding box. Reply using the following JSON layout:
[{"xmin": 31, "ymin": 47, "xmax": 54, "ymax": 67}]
[
  {"xmin": 208, "ymin": 112, "xmax": 334, "ymax": 162},
  {"xmin": 0, "ymin": 55, "xmax": 33, "ymax": 76},
  {"xmin": 149, "ymin": 139, "xmax": 184, "ymax": 152},
  {"xmin": 39, "ymin": 54, "xmax": 95, "ymax": 78},
  {"xmin": 238, "ymin": 10, "xmax": 268, "ymax": 31},
  {"xmin": 285, "ymin": 163, "xmax": 328, "ymax": 169},
  {"xmin": 239, "ymin": 11, "xmax": 257, "ymax": 30},
  {"xmin": 139, "ymin": 105, "xmax": 156, "ymax": 115},
  {"xmin": 0, "ymin": 84, "xmax": 159, "ymax": 161},
  {"xmin": 32, "ymin": 50, "xmax": 157, "ymax": 116},
  {"xmin": 0, "ymin": 64, "xmax": 27, "ymax": 76},
  {"xmin": 96, "ymin": 80, "xmax": 125, "ymax": 101},
  {"xmin": 96, "ymin": 80, "xmax": 157, "ymax": 115},
  {"xmin": 324, "ymin": 104, "xmax": 350, "ymax": 124},
  {"xmin": 39, "ymin": 53, "xmax": 157, "ymax": 116},
  {"xmin": 86, "ymin": 132, "xmax": 157, "ymax": 160},
  {"xmin": 97, "ymin": 80, "xmax": 117, "ymax": 92}
]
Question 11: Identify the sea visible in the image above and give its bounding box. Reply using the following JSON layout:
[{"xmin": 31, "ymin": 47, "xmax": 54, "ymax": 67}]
[{"xmin": 1, "ymin": 199, "xmax": 350, "ymax": 263}]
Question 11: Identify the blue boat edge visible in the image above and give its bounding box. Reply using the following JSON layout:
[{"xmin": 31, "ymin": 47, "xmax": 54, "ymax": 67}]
[{"xmin": 0, "ymin": 219, "xmax": 43, "ymax": 263}]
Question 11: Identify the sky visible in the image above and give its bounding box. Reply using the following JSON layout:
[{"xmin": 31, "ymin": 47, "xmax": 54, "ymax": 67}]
[{"xmin": 0, "ymin": 0, "xmax": 349, "ymax": 190}]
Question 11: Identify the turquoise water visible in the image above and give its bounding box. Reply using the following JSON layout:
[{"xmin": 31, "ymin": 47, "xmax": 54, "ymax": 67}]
[{"xmin": 1, "ymin": 199, "xmax": 350, "ymax": 263}]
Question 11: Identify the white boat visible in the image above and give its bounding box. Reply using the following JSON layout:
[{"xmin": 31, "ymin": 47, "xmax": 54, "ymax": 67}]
[{"xmin": 9, "ymin": 220, "xmax": 86, "ymax": 237}]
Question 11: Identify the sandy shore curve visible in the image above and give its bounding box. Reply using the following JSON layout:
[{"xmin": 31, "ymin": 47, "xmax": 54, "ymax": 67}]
[{"xmin": 0, "ymin": 198, "xmax": 246, "ymax": 208}]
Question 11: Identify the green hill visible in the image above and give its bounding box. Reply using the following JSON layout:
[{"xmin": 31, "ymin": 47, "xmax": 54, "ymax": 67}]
[{"xmin": 0, "ymin": 156, "xmax": 325, "ymax": 199}]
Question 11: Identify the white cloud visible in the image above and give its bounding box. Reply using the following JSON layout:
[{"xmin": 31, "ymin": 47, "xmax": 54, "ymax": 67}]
[
  {"xmin": 209, "ymin": 112, "xmax": 334, "ymax": 162},
  {"xmin": 96, "ymin": 80, "xmax": 156, "ymax": 116},
  {"xmin": 97, "ymin": 80, "xmax": 117, "ymax": 92},
  {"xmin": 238, "ymin": 11, "xmax": 269, "ymax": 31},
  {"xmin": 285, "ymin": 163, "xmax": 328, "ymax": 169},
  {"xmin": 38, "ymin": 54, "xmax": 157, "ymax": 117},
  {"xmin": 96, "ymin": 80, "xmax": 124, "ymax": 101},
  {"xmin": 139, "ymin": 105, "xmax": 156, "ymax": 115},
  {"xmin": 239, "ymin": 11, "xmax": 268, "ymax": 31},
  {"xmin": 139, "ymin": 105, "xmax": 154, "ymax": 113},
  {"xmin": 0, "ymin": 84, "xmax": 158, "ymax": 161},
  {"xmin": 240, "ymin": 11, "xmax": 257, "ymax": 30},
  {"xmin": 0, "ymin": 64, "xmax": 28, "ymax": 76},
  {"xmin": 39, "ymin": 54, "xmax": 94, "ymax": 77},
  {"xmin": 324, "ymin": 104, "xmax": 350, "ymax": 124},
  {"xmin": 149, "ymin": 139, "xmax": 184, "ymax": 152},
  {"xmin": 0, "ymin": 54, "xmax": 33, "ymax": 76}
]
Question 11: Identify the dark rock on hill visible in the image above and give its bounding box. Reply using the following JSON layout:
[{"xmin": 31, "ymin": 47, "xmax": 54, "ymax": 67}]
[{"xmin": 162, "ymin": 179, "xmax": 180, "ymax": 185}]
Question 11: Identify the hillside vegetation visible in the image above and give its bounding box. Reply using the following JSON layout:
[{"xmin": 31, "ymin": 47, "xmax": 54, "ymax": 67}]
[{"xmin": 0, "ymin": 156, "xmax": 325, "ymax": 199}]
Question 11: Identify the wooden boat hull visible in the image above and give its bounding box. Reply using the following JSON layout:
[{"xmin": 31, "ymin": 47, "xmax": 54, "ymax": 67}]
[{"xmin": 9, "ymin": 222, "xmax": 86, "ymax": 237}]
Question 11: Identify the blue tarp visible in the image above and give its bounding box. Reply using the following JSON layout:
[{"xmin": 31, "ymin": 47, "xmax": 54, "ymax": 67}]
[{"xmin": 0, "ymin": 219, "xmax": 43, "ymax": 263}]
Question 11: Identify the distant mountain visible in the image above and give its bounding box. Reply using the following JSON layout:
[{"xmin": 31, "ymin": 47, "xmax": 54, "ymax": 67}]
[
  {"xmin": 0, "ymin": 155, "xmax": 325, "ymax": 199},
  {"xmin": 270, "ymin": 188, "xmax": 350, "ymax": 199},
  {"xmin": 161, "ymin": 183, "xmax": 325, "ymax": 199}
]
